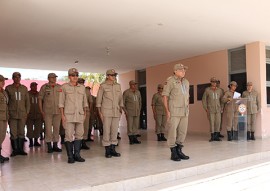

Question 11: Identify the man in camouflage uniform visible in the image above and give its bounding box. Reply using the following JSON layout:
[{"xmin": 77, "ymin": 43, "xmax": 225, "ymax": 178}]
[
  {"xmin": 26, "ymin": 82, "xmax": 42, "ymax": 147},
  {"xmin": 78, "ymin": 78, "xmax": 93, "ymax": 150},
  {"xmin": 242, "ymin": 82, "xmax": 260, "ymax": 140},
  {"xmin": 151, "ymin": 84, "xmax": 167, "ymax": 141},
  {"xmin": 39, "ymin": 73, "xmax": 62, "ymax": 153},
  {"xmin": 202, "ymin": 77, "xmax": 223, "ymax": 142},
  {"xmin": 96, "ymin": 69, "xmax": 123, "ymax": 158},
  {"xmin": 6, "ymin": 72, "xmax": 30, "ymax": 156},
  {"xmin": 123, "ymin": 80, "xmax": 142, "ymax": 144},
  {"xmin": 59, "ymin": 68, "xmax": 88, "ymax": 164},
  {"xmin": 0, "ymin": 75, "xmax": 9, "ymax": 162},
  {"xmin": 162, "ymin": 63, "xmax": 190, "ymax": 162}
]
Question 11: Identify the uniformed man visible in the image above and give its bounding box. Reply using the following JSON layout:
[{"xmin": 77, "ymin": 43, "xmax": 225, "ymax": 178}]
[
  {"xmin": 96, "ymin": 69, "xmax": 123, "ymax": 158},
  {"xmin": 123, "ymin": 80, "xmax": 142, "ymax": 144},
  {"xmin": 39, "ymin": 73, "xmax": 62, "ymax": 153},
  {"xmin": 6, "ymin": 72, "xmax": 30, "ymax": 156},
  {"xmin": 216, "ymin": 80, "xmax": 225, "ymax": 138},
  {"xmin": 242, "ymin": 82, "xmax": 260, "ymax": 140},
  {"xmin": 222, "ymin": 81, "xmax": 240, "ymax": 141},
  {"xmin": 162, "ymin": 63, "xmax": 190, "ymax": 162},
  {"xmin": 77, "ymin": 78, "xmax": 93, "ymax": 150},
  {"xmin": 59, "ymin": 68, "xmax": 88, "ymax": 164},
  {"xmin": 151, "ymin": 84, "xmax": 167, "ymax": 141},
  {"xmin": 202, "ymin": 77, "xmax": 223, "ymax": 142},
  {"xmin": 0, "ymin": 75, "xmax": 9, "ymax": 163},
  {"xmin": 26, "ymin": 82, "xmax": 42, "ymax": 147}
]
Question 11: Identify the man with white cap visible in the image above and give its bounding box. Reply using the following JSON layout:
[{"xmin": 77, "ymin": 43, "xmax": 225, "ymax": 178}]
[
  {"xmin": 39, "ymin": 73, "xmax": 62, "ymax": 153},
  {"xmin": 242, "ymin": 82, "xmax": 260, "ymax": 140},
  {"xmin": 6, "ymin": 72, "xmax": 30, "ymax": 156},
  {"xmin": 162, "ymin": 63, "xmax": 190, "ymax": 162},
  {"xmin": 59, "ymin": 68, "xmax": 88, "ymax": 163},
  {"xmin": 123, "ymin": 80, "xmax": 142, "ymax": 144}
]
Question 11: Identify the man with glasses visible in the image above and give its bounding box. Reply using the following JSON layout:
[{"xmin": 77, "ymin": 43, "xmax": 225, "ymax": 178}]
[
  {"xmin": 6, "ymin": 72, "xmax": 30, "ymax": 156},
  {"xmin": 162, "ymin": 63, "xmax": 190, "ymax": 162},
  {"xmin": 152, "ymin": 84, "xmax": 167, "ymax": 141},
  {"xmin": 39, "ymin": 73, "xmax": 62, "ymax": 153},
  {"xmin": 96, "ymin": 69, "xmax": 123, "ymax": 158},
  {"xmin": 202, "ymin": 77, "xmax": 223, "ymax": 142},
  {"xmin": 123, "ymin": 80, "xmax": 142, "ymax": 145},
  {"xmin": 59, "ymin": 68, "xmax": 88, "ymax": 163}
]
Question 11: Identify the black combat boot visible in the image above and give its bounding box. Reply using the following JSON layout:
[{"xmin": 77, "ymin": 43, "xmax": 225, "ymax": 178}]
[
  {"xmin": 60, "ymin": 135, "xmax": 65, "ymax": 144},
  {"xmin": 18, "ymin": 138, "xmax": 27, "ymax": 155},
  {"xmin": 53, "ymin": 142, "xmax": 62, "ymax": 152},
  {"xmin": 176, "ymin": 144, "xmax": 189, "ymax": 160},
  {"xmin": 170, "ymin": 147, "xmax": 181, "ymax": 161},
  {"xmin": 128, "ymin": 135, "xmax": 134, "ymax": 145},
  {"xmin": 209, "ymin": 133, "xmax": 215, "ymax": 142},
  {"xmin": 74, "ymin": 140, "xmax": 85, "ymax": 162},
  {"xmin": 157, "ymin": 134, "xmax": 162, "ymax": 141},
  {"xmin": 29, "ymin": 138, "xmax": 33, "ymax": 147},
  {"xmin": 247, "ymin": 131, "xmax": 251, "ymax": 140},
  {"xmin": 214, "ymin": 132, "xmax": 222, "ymax": 141},
  {"xmin": 251, "ymin": 132, "xmax": 256, "ymax": 140},
  {"xmin": 47, "ymin": 142, "xmax": 53, "ymax": 153},
  {"xmin": 133, "ymin": 135, "xmax": 141, "ymax": 144},
  {"xmin": 34, "ymin": 138, "xmax": 41, "ymax": 147},
  {"xmin": 81, "ymin": 139, "xmax": 90, "ymax": 150},
  {"xmin": 10, "ymin": 139, "xmax": 18, "ymax": 157},
  {"xmin": 110, "ymin": 144, "xmax": 121, "ymax": 157},
  {"xmin": 105, "ymin": 146, "xmax": 112, "ymax": 158},
  {"xmin": 0, "ymin": 148, "xmax": 9, "ymax": 162},
  {"xmin": 160, "ymin": 133, "xmax": 167, "ymax": 141},
  {"xmin": 227, "ymin": 131, "xmax": 232, "ymax": 141},
  {"xmin": 233, "ymin": 131, "xmax": 238, "ymax": 140},
  {"xmin": 65, "ymin": 141, "xmax": 75, "ymax": 164}
]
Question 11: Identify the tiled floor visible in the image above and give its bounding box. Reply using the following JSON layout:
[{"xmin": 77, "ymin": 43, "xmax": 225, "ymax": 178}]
[{"xmin": 1, "ymin": 127, "xmax": 270, "ymax": 191}]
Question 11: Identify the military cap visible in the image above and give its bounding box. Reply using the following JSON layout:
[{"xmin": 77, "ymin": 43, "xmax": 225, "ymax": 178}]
[
  {"xmin": 12, "ymin": 72, "xmax": 21, "ymax": 78},
  {"xmin": 247, "ymin": 82, "xmax": 253, "ymax": 86},
  {"xmin": 230, "ymin": 81, "xmax": 238, "ymax": 86},
  {"xmin": 129, "ymin": 80, "xmax": 138, "ymax": 85},
  {"xmin": 174, "ymin": 63, "xmax": 188, "ymax": 71},
  {"xmin": 210, "ymin": 77, "xmax": 217, "ymax": 82},
  {"xmin": 106, "ymin": 69, "xmax": 118, "ymax": 75},
  {"xmin": 77, "ymin": 78, "xmax": 85, "ymax": 84},
  {"xmin": 0, "ymin": 75, "xmax": 8, "ymax": 81},
  {"xmin": 68, "ymin": 68, "xmax": 79, "ymax": 75},
  {"xmin": 48, "ymin": 73, "xmax": 58, "ymax": 78}
]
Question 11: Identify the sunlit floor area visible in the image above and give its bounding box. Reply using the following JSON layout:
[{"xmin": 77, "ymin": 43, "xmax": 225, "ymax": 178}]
[{"xmin": 1, "ymin": 127, "xmax": 270, "ymax": 191}]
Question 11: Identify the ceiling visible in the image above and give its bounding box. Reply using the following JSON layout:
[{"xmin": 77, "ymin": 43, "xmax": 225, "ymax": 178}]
[{"xmin": 1, "ymin": 0, "xmax": 270, "ymax": 74}]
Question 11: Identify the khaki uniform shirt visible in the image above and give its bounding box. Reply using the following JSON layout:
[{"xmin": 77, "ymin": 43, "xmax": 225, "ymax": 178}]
[
  {"xmin": 151, "ymin": 92, "xmax": 166, "ymax": 115},
  {"xmin": 39, "ymin": 83, "xmax": 61, "ymax": 114},
  {"xmin": 59, "ymin": 83, "xmax": 88, "ymax": 123},
  {"xmin": 222, "ymin": 90, "xmax": 239, "ymax": 115},
  {"xmin": 202, "ymin": 87, "xmax": 223, "ymax": 113},
  {"xmin": 85, "ymin": 88, "xmax": 93, "ymax": 112},
  {"xmin": 123, "ymin": 89, "xmax": 141, "ymax": 116},
  {"xmin": 96, "ymin": 81, "xmax": 123, "ymax": 117},
  {"xmin": 0, "ymin": 90, "xmax": 8, "ymax": 121},
  {"xmin": 28, "ymin": 91, "xmax": 42, "ymax": 120},
  {"xmin": 242, "ymin": 90, "xmax": 260, "ymax": 114},
  {"xmin": 5, "ymin": 84, "xmax": 30, "ymax": 119},
  {"xmin": 162, "ymin": 76, "xmax": 189, "ymax": 117}
]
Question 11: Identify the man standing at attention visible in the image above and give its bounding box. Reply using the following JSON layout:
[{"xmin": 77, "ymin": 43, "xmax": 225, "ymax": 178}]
[
  {"xmin": 39, "ymin": 73, "xmax": 62, "ymax": 153},
  {"xmin": 59, "ymin": 68, "xmax": 88, "ymax": 164},
  {"xmin": 96, "ymin": 69, "xmax": 123, "ymax": 158},
  {"xmin": 6, "ymin": 72, "xmax": 30, "ymax": 156},
  {"xmin": 162, "ymin": 63, "xmax": 190, "ymax": 162},
  {"xmin": 242, "ymin": 82, "xmax": 260, "ymax": 140},
  {"xmin": 202, "ymin": 77, "xmax": 223, "ymax": 142},
  {"xmin": 123, "ymin": 80, "xmax": 142, "ymax": 145}
]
